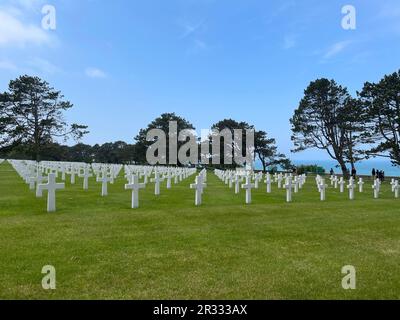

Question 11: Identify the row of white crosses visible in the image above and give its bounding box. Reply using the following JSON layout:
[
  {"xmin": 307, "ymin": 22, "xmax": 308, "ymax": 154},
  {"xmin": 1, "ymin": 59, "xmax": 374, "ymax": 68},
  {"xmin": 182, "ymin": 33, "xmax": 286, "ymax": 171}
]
[
  {"xmin": 9, "ymin": 160, "xmax": 66, "ymax": 212},
  {"xmin": 284, "ymin": 174, "xmax": 306, "ymax": 202},
  {"xmin": 124, "ymin": 165, "xmax": 196, "ymax": 195},
  {"xmin": 190, "ymin": 169, "xmax": 207, "ymax": 206},
  {"xmin": 7, "ymin": 159, "xmax": 400, "ymax": 211},
  {"xmin": 214, "ymin": 169, "xmax": 307, "ymax": 204},
  {"xmin": 320, "ymin": 175, "xmax": 400, "ymax": 200},
  {"xmin": 216, "ymin": 168, "xmax": 400, "ymax": 204},
  {"xmin": 9, "ymin": 160, "xmax": 197, "ymax": 212},
  {"xmin": 123, "ymin": 165, "xmax": 197, "ymax": 208}
]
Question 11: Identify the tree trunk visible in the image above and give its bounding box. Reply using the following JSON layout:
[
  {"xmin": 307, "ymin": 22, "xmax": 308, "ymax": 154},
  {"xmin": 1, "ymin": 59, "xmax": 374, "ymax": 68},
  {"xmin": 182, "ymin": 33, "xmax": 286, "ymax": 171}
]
[
  {"xmin": 337, "ymin": 158, "xmax": 349, "ymax": 178},
  {"xmin": 260, "ymin": 157, "xmax": 267, "ymax": 173}
]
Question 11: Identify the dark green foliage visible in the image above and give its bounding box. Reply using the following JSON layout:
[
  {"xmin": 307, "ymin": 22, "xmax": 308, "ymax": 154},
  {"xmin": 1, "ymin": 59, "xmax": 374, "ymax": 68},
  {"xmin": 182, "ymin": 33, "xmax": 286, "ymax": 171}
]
[
  {"xmin": 209, "ymin": 119, "xmax": 254, "ymax": 169},
  {"xmin": 358, "ymin": 70, "xmax": 400, "ymax": 166},
  {"xmin": 0, "ymin": 75, "xmax": 88, "ymax": 161},
  {"xmin": 134, "ymin": 113, "xmax": 195, "ymax": 165},
  {"xmin": 255, "ymin": 130, "xmax": 291, "ymax": 172},
  {"xmin": 290, "ymin": 79, "xmax": 362, "ymax": 177},
  {"xmin": 296, "ymin": 164, "xmax": 326, "ymax": 175}
]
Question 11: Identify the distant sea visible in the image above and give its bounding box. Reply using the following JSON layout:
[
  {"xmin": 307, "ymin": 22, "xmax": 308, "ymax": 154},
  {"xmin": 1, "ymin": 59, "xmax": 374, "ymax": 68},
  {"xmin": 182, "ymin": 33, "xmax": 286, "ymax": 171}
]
[{"xmin": 255, "ymin": 159, "xmax": 400, "ymax": 177}]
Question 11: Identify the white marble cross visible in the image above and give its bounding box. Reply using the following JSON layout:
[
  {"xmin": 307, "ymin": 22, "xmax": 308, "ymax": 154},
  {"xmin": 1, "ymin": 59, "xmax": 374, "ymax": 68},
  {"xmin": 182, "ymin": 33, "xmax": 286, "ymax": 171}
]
[
  {"xmin": 347, "ymin": 179, "xmax": 355, "ymax": 200},
  {"xmin": 234, "ymin": 174, "xmax": 241, "ymax": 194},
  {"xmin": 254, "ymin": 173, "xmax": 262, "ymax": 189},
  {"xmin": 358, "ymin": 178, "xmax": 364, "ymax": 193},
  {"xmin": 241, "ymin": 175, "xmax": 255, "ymax": 204},
  {"xmin": 27, "ymin": 175, "xmax": 36, "ymax": 190},
  {"xmin": 393, "ymin": 180, "xmax": 399, "ymax": 199},
  {"xmin": 332, "ymin": 176, "xmax": 338, "ymax": 189},
  {"xmin": 277, "ymin": 173, "xmax": 283, "ymax": 189},
  {"xmin": 34, "ymin": 171, "xmax": 46, "ymax": 197},
  {"xmin": 293, "ymin": 176, "xmax": 299, "ymax": 193},
  {"xmin": 265, "ymin": 173, "xmax": 272, "ymax": 193},
  {"xmin": 284, "ymin": 177, "xmax": 292, "ymax": 202},
  {"xmin": 96, "ymin": 170, "xmax": 111, "ymax": 196},
  {"xmin": 70, "ymin": 168, "xmax": 77, "ymax": 184},
  {"xmin": 174, "ymin": 173, "xmax": 179, "ymax": 184},
  {"xmin": 28, "ymin": 170, "xmax": 44, "ymax": 191},
  {"xmin": 125, "ymin": 175, "xmax": 146, "ymax": 208},
  {"xmin": 79, "ymin": 166, "xmax": 92, "ymax": 190},
  {"xmin": 165, "ymin": 171, "xmax": 174, "ymax": 189},
  {"xmin": 37, "ymin": 173, "xmax": 65, "ymax": 212},
  {"xmin": 319, "ymin": 179, "xmax": 327, "ymax": 201},
  {"xmin": 390, "ymin": 179, "xmax": 396, "ymax": 192},
  {"xmin": 338, "ymin": 177, "xmax": 345, "ymax": 193},
  {"xmin": 224, "ymin": 173, "xmax": 230, "ymax": 185},
  {"xmin": 60, "ymin": 165, "xmax": 66, "ymax": 181},
  {"xmin": 228, "ymin": 173, "xmax": 233, "ymax": 189},
  {"xmin": 372, "ymin": 179, "xmax": 380, "ymax": 199},
  {"xmin": 151, "ymin": 172, "xmax": 164, "ymax": 195},
  {"xmin": 190, "ymin": 175, "xmax": 207, "ymax": 206}
]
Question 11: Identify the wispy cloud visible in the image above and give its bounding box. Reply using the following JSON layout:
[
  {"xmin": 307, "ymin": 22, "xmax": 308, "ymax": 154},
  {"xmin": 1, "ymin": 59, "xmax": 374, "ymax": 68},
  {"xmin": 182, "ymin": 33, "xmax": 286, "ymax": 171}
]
[
  {"xmin": 0, "ymin": 9, "xmax": 51, "ymax": 47},
  {"xmin": 179, "ymin": 19, "xmax": 206, "ymax": 39},
  {"xmin": 178, "ymin": 18, "xmax": 209, "ymax": 53},
  {"xmin": 85, "ymin": 67, "xmax": 107, "ymax": 79},
  {"xmin": 323, "ymin": 40, "xmax": 352, "ymax": 59},
  {"xmin": 283, "ymin": 35, "xmax": 296, "ymax": 49}
]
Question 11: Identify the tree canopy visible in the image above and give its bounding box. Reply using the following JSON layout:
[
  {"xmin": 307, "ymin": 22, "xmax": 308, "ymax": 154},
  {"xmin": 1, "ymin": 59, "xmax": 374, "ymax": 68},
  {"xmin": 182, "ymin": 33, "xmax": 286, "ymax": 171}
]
[
  {"xmin": 134, "ymin": 113, "xmax": 195, "ymax": 165},
  {"xmin": 358, "ymin": 70, "xmax": 400, "ymax": 166},
  {"xmin": 290, "ymin": 78, "xmax": 361, "ymax": 176},
  {"xmin": 0, "ymin": 75, "xmax": 88, "ymax": 161}
]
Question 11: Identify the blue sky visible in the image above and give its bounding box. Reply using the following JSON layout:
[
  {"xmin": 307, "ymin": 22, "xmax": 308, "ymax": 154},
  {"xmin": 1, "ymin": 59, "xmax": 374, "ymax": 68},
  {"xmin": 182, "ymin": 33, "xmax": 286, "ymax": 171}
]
[{"xmin": 1, "ymin": 0, "xmax": 400, "ymax": 160}]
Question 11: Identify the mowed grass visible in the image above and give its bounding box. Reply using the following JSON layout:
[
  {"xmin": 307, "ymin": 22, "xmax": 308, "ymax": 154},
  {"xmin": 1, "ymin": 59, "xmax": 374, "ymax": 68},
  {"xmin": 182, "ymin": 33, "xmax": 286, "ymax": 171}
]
[{"xmin": 0, "ymin": 162, "xmax": 399, "ymax": 300}]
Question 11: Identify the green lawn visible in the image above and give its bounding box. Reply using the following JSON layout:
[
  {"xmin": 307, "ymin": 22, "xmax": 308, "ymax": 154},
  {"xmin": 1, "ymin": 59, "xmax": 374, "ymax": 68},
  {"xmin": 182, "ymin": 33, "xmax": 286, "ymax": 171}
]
[{"xmin": 0, "ymin": 161, "xmax": 399, "ymax": 299}]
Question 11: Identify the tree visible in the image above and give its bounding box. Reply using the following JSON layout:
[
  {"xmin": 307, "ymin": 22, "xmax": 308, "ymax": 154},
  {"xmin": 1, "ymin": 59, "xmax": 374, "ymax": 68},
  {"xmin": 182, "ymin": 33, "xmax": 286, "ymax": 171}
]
[
  {"xmin": 209, "ymin": 119, "xmax": 254, "ymax": 168},
  {"xmin": 94, "ymin": 141, "xmax": 136, "ymax": 164},
  {"xmin": 254, "ymin": 130, "xmax": 290, "ymax": 172},
  {"xmin": 0, "ymin": 75, "xmax": 88, "ymax": 161},
  {"xmin": 67, "ymin": 143, "xmax": 94, "ymax": 163},
  {"xmin": 290, "ymin": 78, "xmax": 355, "ymax": 177},
  {"xmin": 340, "ymin": 97, "xmax": 366, "ymax": 171},
  {"xmin": 358, "ymin": 70, "xmax": 400, "ymax": 166},
  {"xmin": 134, "ymin": 113, "xmax": 195, "ymax": 165}
]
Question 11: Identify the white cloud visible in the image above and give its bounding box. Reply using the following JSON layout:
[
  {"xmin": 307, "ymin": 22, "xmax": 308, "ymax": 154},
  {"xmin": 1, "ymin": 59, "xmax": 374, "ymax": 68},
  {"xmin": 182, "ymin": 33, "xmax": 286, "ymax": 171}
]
[
  {"xmin": 85, "ymin": 67, "xmax": 107, "ymax": 79},
  {"xmin": 0, "ymin": 9, "xmax": 51, "ymax": 47},
  {"xmin": 323, "ymin": 41, "xmax": 352, "ymax": 59}
]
